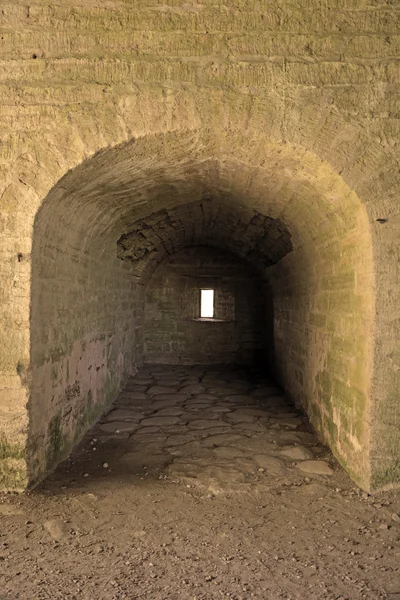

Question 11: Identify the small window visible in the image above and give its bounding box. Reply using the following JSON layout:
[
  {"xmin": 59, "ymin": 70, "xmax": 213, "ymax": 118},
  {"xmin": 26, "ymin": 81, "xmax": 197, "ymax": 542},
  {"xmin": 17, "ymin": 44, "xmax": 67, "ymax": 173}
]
[{"xmin": 200, "ymin": 289, "xmax": 214, "ymax": 318}]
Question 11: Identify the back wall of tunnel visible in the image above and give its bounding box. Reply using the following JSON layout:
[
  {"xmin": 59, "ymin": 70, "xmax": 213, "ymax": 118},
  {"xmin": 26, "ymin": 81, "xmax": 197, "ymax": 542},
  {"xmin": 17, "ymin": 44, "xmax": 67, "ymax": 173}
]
[
  {"xmin": 142, "ymin": 245, "xmax": 270, "ymax": 366},
  {"xmin": 23, "ymin": 131, "xmax": 375, "ymax": 491}
]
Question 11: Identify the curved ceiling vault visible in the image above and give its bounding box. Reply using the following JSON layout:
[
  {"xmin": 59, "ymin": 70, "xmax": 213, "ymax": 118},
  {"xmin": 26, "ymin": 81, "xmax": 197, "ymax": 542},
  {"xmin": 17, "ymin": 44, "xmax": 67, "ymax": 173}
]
[
  {"xmin": 116, "ymin": 199, "xmax": 293, "ymax": 280},
  {"xmin": 46, "ymin": 129, "xmax": 366, "ymax": 280}
]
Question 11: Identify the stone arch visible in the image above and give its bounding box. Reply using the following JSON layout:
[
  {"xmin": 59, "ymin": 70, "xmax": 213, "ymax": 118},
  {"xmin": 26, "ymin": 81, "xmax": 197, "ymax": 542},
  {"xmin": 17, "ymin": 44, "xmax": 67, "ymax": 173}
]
[
  {"xmin": 18, "ymin": 128, "xmax": 375, "ymax": 490},
  {"xmin": 1, "ymin": 1, "xmax": 399, "ymax": 495}
]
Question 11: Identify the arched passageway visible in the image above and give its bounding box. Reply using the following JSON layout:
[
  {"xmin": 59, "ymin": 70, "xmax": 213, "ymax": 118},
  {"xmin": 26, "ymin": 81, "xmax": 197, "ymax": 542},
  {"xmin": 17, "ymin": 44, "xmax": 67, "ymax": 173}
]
[{"xmin": 25, "ymin": 130, "xmax": 375, "ymax": 490}]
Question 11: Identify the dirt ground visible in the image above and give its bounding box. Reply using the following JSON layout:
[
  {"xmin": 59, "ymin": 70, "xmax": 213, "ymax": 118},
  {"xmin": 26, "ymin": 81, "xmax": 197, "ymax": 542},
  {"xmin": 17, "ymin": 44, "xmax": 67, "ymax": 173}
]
[{"xmin": 1, "ymin": 365, "xmax": 400, "ymax": 600}]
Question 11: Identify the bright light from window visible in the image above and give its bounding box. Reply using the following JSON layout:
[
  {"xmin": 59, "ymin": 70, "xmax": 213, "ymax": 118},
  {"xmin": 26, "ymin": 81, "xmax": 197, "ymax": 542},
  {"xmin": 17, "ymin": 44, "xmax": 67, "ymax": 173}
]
[{"xmin": 200, "ymin": 289, "xmax": 214, "ymax": 318}]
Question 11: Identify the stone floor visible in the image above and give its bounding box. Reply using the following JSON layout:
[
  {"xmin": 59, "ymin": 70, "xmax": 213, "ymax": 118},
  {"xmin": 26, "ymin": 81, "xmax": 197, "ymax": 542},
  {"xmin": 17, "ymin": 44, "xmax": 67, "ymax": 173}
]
[
  {"xmin": 72, "ymin": 364, "xmax": 334, "ymax": 493},
  {"xmin": 2, "ymin": 365, "xmax": 400, "ymax": 600}
]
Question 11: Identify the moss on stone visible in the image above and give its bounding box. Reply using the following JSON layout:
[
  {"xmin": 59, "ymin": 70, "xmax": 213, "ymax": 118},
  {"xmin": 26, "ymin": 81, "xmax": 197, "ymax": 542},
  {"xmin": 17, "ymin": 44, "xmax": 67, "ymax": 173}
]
[
  {"xmin": 0, "ymin": 435, "xmax": 27, "ymax": 491},
  {"xmin": 371, "ymin": 461, "xmax": 400, "ymax": 489},
  {"xmin": 46, "ymin": 412, "xmax": 66, "ymax": 470},
  {"xmin": 0, "ymin": 458, "xmax": 27, "ymax": 491},
  {"xmin": 0, "ymin": 435, "xmax": 25, "ymax": 460}
]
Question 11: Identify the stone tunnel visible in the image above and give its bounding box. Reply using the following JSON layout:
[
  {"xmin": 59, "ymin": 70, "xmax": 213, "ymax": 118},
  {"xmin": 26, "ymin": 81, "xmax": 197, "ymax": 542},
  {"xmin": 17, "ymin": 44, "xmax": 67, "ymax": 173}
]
[{"xmin": 0, "ymin": 2, "xmax": 399, "ymax": 495}]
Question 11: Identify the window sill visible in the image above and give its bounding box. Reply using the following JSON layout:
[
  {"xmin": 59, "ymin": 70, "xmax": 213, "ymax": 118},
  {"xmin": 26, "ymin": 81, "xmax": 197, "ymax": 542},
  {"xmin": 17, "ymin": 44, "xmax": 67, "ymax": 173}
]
[{"xmin": 191, "ymin": 318, "xmax": 235, "ymax": 323}]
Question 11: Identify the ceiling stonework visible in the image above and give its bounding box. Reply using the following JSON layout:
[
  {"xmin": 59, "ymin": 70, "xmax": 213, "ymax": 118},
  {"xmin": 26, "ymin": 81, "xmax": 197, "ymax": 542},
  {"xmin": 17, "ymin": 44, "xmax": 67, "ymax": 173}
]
[{"xmin": 116, "ymin": 199, "xmax": 293, "ymax": 274}]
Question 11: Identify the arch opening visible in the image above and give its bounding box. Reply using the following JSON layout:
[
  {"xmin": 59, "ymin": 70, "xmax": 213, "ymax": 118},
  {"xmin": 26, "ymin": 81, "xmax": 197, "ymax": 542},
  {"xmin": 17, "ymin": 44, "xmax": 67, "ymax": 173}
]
[{"xmin": 26, "ymin": 130, "xmax": 374, "ymax": 490}]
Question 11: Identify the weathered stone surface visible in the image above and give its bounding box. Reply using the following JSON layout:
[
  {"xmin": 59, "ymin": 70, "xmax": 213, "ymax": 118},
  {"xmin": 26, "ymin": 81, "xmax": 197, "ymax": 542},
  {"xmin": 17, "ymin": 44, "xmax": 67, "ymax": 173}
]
[
  {"xmin": 183, "ymin": 402, "xmax": 214, "ymax": 410},
  {"xmin": 253, "ymin": 455, "xmax": 287, "ymax": 474},
  {"xmin": 152, "ymin": 394, "xmax": 188, "ymax": 401},
  {"xmin": 275, "ymin": 418, "xmax": 302, "ymax": 429},
  {"xmin": 155, "ymin": 379, "xmax": 181, "ymax": 387},
  {"xmin": 147, "ymin": 386, "xmax": 177, "ymax": 397},
  {"xmin": 213, "ymin": 446, "xmax": 244, "ymax": 459},
  {"xmin": 296, "ymin": 461, "xmax": 334, "ymax": 475},
  {"xmin": 179, "ymin": 384, "xmax": 206, "ymax": 395},
  {"xmin": 205, "ymin": 406, "xmax": 232, "ymax": 414},
  {"xmin": 224, "ymin": 412, "xmax": 257, "ymax": 424},
  {"xmin": 275, "ymin": 432, "xmax": 303, "ymax": 445},
  {"xmin": 188, "ymin": 420, "xmax": 226, "ymax": 430},
  {"xmin": 224, "ymin": 395, "xmax": 255, "ymax": 404},
  {"xmin": 280, "ymin": 446, "xmax": 314, "ymax": 461},
  {"xmin": 0, "ymin": 3, "xmax": 396, "ymax": 494},
  {"xmin": 99, "ymin": 422, "xmax": 139, "ymax": 433},
  {"xmin": 165, "ymin": 434, "xmax": 197, "ymax": 448},
  {"xmin": 126, "ymin": 392, "xmax": 147, "ymax": 401},
  {"xmin": 233, "ymin": 408, "xmax": 270, "ymax": 418},
  {"xmin": 132, "ymin": 428, "xmax": 163, "ymax": 438},
  {"xmin": 183, "ymin": 412, "xmax": 220, "ymax": 422},
  {"xmin": 104, "ymin": 409, "xmax": 142, "ymax": 422},
  {"xmin": 154, "ymin": 407, "xmax": 184, "ymax": 417},
  {"xmin": 202, "ymin": 433, "xmax": 245, "ymax": 448},
  {"xmin": 232, "ymin": 422, "xmax": 268, "ymax": 433},
  {"xmin": 140, "ymin": 416, "xmax": 181, "ymax": 427}
]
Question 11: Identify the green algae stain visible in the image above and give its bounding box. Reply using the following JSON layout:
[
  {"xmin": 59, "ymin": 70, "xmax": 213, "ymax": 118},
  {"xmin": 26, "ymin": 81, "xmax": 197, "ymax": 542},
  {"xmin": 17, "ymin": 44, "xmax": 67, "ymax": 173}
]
[
  {"xmin": 0, "ymin": 435, "xmax": 25, "ymax": 460},
  {"xmin": 46, "ymin": 412, "xmax": 67, "ymax": 471},
  {"xmin": 0, "ymin": 435, "xmax": 27, "ymax": 491}
]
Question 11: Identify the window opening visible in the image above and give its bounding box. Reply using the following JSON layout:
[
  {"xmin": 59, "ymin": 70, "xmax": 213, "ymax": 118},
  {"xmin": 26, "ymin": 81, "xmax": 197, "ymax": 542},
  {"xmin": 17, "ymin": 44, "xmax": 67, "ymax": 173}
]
[{"xmin": 200, "ymin": 289, "xmax": 214, "ymax": 318}]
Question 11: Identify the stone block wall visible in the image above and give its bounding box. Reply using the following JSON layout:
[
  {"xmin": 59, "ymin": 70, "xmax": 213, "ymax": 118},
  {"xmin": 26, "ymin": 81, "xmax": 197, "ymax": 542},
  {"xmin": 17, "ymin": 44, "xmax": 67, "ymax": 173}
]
[
  {"xmin": 267, "ymin": 212, "xmax": 374, "ymax": 485},
  {"xmin": 0, "ymin": 1, "xmax": 399, "ymax": 491},
  {"xmin": 144, "ymin": 247, "xmax": 267, "ymax": 365},
  {"xmin": 27, "ymin": 188, "xmax": 141, "ymax": 486}
]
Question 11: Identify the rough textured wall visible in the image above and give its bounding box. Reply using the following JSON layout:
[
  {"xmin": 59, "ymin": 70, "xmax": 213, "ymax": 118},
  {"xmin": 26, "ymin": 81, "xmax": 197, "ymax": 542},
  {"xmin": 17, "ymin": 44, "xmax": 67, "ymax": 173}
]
[
  {"xmin": 0, "ymin": 1, "xmax": 398, "ymax": 491},
  {"xmin": 266, "ymin": 207, "xmax": 374, "ymax": 485},
  {"xmin": 27, "ymin": 188, "xmax": 141, "ymax": 486},
  {"xmin": 144, "ymin": 246, "xmax": 267, "ymax": 365}
]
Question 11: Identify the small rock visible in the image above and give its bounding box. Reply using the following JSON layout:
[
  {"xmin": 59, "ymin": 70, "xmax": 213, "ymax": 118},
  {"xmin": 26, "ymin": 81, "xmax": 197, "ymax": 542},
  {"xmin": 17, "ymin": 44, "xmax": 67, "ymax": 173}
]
[
  {"xmin": 280, "ymin": 445, "xmax": 314, "ymax": 461},
  {"xmin": 391, "ymin": 513, "xmax": 400, "ymax": 523},
  {"xmin": 253, "ymin": 455, "xmax": 286, "ymax": 474},
  {"xmin": 102, "ymin": 463, "xmax": 108, "ymax": 469},
  {"xmin": 296, "ymin": 460, "xmax": 333, "ymax": 475},
  {"xmin": 43, "ymin": 519, "xmax": 68, "ymax": 541}
]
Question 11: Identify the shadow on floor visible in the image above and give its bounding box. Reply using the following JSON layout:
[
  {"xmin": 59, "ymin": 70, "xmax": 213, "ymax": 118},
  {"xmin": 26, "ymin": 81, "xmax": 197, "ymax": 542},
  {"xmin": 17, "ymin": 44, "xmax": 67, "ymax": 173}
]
[{"xmin": 36, "ymin": 365, "xmax": 332, "ymax": 497}]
